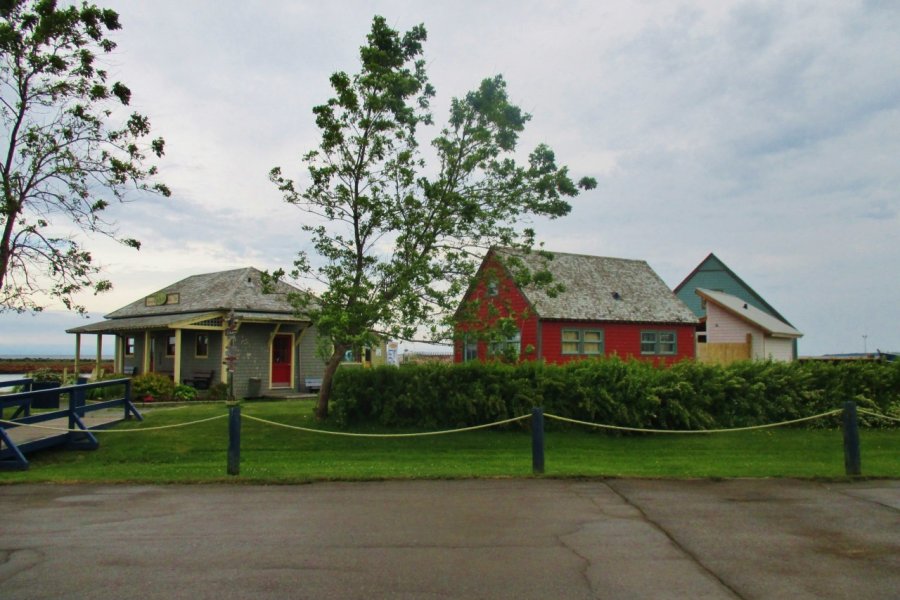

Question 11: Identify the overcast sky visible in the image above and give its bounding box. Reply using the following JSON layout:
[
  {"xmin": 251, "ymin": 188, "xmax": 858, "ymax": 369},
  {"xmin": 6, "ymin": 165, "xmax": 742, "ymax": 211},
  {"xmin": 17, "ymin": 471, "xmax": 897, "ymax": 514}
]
[{"xmin": 1, "ymin": 0, "xmax": 898, "ymax": 357}]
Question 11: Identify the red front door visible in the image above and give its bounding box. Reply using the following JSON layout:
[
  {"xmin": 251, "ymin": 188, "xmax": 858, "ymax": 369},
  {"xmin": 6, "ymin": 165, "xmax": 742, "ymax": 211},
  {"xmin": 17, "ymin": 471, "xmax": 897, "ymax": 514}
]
[{"xmin": 271, "ymin": 334, "xmax": 292, "ymax": 387}]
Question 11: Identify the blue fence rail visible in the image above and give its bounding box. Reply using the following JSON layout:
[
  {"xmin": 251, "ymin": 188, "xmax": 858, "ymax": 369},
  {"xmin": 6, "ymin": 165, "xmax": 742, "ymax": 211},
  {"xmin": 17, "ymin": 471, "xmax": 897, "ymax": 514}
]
[{"xmin": 0, "ymin": 378, "xmax": 142, "ymax": 470}]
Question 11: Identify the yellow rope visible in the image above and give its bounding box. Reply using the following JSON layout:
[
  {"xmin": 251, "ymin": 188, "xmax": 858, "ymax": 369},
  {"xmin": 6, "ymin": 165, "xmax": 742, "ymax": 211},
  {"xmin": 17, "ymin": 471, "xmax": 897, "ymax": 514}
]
[
  {"xmin": 242, "ymin": 413, "xmax": 530, "ymax": 437},
  {"xmin": 858, "ymin": 408, "xmax": 900, "ymax": 423},
  {"xmin": 543, "ymin": 409, "xmax": 843, "ymax": 434},
  {"xmin": 0, "ymin": 414, "xmax": 228, "ymax": 433}
]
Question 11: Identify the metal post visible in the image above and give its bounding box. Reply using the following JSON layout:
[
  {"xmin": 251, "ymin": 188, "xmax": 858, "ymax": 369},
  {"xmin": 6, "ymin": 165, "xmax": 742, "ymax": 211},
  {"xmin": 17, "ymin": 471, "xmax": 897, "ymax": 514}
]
[
  {"xmin": 842, "ymin": 401, "xmax": 861, "ymax": 476},
  {"xmin": 532, "ymin": 407, "xmax": 545, "ymax": 475},
  {"xmin": 227, "ymin": 404, "xmax": 241, "ymax": 476}
]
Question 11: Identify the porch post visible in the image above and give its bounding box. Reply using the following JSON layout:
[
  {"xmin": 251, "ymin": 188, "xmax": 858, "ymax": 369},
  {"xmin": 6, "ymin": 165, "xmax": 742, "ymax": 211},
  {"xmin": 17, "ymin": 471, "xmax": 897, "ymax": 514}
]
[
  {"xmin": 220, "ymin": 330, "xmax": 228, "ymax": 384},
  {"xmin": 95, "ymin": 335, "xmax": 103, "ymax": 377},
  {"xmin": 143, "ymin": 331, "xmax": 151, "ymax": 374},
  {"xmin": 74, "ymin": 334, "xmax": 81, "ymax": 378},
  {"xmin": 174, "ymin": 329, "xmax": 183, "ymax": 385},
  {"xmin": 114, "ymin": 335, "xmax": 122, "ymax": 374}
]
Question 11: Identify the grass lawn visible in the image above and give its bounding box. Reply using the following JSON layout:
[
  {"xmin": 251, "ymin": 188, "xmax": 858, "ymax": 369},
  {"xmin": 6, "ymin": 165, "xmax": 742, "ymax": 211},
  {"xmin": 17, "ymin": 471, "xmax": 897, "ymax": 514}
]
[{"xmin": 2, "ymin": 400, "xmax": 898, "ymax": 483}]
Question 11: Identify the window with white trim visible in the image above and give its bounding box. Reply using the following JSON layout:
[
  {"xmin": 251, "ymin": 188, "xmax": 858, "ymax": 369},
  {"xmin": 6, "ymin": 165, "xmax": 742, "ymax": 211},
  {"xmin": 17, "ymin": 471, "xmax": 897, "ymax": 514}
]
[
  {"xmin": 463, "ymin": 336, "xmax": 478, "ymax": 362},
  {"xmin": 489, "ymin": 329, "xmax": 521, "ymax": 358}
]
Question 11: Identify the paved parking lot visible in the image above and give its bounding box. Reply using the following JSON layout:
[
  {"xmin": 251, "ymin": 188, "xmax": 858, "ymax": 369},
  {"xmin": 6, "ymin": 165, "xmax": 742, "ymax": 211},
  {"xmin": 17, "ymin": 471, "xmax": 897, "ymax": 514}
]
[{"xmin": 1, "ymin": 479, "xmax": 897, "ymax": 599}]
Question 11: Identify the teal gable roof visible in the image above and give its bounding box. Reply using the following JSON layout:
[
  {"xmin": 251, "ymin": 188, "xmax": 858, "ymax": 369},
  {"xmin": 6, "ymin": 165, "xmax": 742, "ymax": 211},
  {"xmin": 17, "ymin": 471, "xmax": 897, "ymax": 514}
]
[{"xmin": 673, "ymin": 253, "xmax": 794, "ymax": 326}]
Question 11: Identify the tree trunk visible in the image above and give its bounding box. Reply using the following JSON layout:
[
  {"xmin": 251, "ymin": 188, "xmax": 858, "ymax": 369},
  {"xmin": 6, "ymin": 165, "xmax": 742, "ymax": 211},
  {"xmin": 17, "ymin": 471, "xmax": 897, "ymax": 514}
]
[{"xmin": 316, "ymin": 345, "xmax": 348, "ymax": 420}]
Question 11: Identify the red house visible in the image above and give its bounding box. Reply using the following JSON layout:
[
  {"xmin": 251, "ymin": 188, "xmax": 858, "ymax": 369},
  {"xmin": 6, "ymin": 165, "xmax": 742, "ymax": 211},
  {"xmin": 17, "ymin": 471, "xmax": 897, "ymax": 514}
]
[{"xmin": 454, "ymin": 248, "xmax": 698, "ymax": 365}]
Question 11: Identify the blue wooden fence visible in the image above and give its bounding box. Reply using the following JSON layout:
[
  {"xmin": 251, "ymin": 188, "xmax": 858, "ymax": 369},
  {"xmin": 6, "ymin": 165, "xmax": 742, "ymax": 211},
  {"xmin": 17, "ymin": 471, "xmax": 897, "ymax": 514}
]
[{"xmin": 0, "ymin": 378, "xmax": 142, "ymax": 470}]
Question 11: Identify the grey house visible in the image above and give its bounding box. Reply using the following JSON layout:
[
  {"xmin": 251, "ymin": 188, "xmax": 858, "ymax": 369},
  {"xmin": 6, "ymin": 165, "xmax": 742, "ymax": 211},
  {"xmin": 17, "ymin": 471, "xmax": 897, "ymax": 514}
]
[{"xmin": 67, "ymin": 267, "xmax": 326, "ymax": 397}]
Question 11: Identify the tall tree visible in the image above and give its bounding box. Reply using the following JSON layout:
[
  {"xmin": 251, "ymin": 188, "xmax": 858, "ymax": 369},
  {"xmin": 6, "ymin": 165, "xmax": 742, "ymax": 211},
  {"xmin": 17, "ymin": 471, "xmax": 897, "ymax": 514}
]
[
  {"xmin": 0, "ymin": 0, "xmax": 168, "ymax": 314},
  {"xmin": 270, "ymin": 16, "xmax": 594, "ymax": 418}
]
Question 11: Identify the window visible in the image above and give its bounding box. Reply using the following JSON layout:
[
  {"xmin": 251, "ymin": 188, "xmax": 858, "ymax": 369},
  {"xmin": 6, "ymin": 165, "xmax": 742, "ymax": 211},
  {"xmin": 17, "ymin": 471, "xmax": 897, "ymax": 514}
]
[
  {"xmin": 489, "ymin": 329, "xmax": 521, "ymax": 358},
  {"xmin": 641, "ymin": 330, "xmax": 677, "ymax": 355},
  {"xmin": 124, "ymin": 336, "xmax": 135, "ymax": 357},
  {"xmin": 166, "ymin": 335, "xmax": 176, "ymax": 357},
  {"xmin": 583, "ymin": 330, "xmax": 604, "ymax": 355},
  {"xmin": 486, "ymin": 278, "xmax": 499, "ymax": 296},
  {"xmin": 463, "ymin": 336, "xmax": 478, "ymax": 362},
  {"xmin": 562, "ymin": 329, "xmax": 604, "ymax": 356},
  {"xmin": 195, "ymin": 334, "xmax": 209, "ymax": 358},
  {"xmin": 562, "ymin": 330, "xmax": 580, "ymax": 354}
]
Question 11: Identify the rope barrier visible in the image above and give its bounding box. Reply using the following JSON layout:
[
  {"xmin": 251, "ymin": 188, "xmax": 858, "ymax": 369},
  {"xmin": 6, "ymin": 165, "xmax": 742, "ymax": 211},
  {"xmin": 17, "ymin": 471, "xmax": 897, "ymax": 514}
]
[
  {"xmin": 858, "ymin": 408, "xmax": 900, "ymax": 423},
  {"xmin": 0, "ymin": 414, "xmax": 228, "ymax": 433},
  {"xmin": 241, "ymin": 413, "xmax": 531, "ymax": 438},
  {"xmin": 543, "ymin": 409, "xmax": 843, "ymax": 434}
]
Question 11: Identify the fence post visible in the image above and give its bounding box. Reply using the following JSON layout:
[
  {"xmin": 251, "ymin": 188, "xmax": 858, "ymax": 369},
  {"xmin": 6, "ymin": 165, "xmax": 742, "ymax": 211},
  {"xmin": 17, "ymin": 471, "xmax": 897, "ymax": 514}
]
[
  {"xmin": 227, "ymin": 404, "xmax": 241, "ymax": 476},
  {"xmin": 532, "ymin": 407, "xmax": 545, "ymax": 475},
  {"xmin": 842, "ymin": 401, "xmax": 861, "ymax": 476}
]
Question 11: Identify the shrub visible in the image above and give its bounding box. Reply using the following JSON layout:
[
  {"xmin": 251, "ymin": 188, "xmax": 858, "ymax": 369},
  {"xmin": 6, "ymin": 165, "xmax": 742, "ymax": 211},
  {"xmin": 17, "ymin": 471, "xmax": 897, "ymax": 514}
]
[
  {"xmin": 29, "ymin": 368, "xmax": 61, "ymax": 383},
  {"xmin": 132, "ymin": 373, "xmax": 176, "ymax": 402},
  {"xmin": 173, "ymin": 385, "xmax": 198, "ymax": 402},
  {"xmin": 330, "ymin": 358, "xmax": 900, "ymax": 430},
  {"xmin": 206, "ymin": 382, "xmax": 229, "ymax": 401}
]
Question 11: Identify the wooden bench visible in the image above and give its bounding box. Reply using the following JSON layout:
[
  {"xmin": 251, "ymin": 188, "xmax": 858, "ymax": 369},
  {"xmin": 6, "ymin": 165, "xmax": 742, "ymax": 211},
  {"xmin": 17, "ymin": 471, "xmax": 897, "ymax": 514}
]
[
  {"xmin": 304, "ymin": 377, "xmax": 323, "ymax": 391},
  {"xmin": 183, "ymin": 370, "xmax": 215, "ymax": 390}
]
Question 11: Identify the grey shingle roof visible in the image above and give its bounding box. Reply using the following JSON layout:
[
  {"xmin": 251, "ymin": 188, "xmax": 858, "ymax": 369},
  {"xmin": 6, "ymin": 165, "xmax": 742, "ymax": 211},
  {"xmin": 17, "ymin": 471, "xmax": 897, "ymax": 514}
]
[
  {"xmin": 105, "ymin": 267, "xmax": 304, "ymax": 319},
  {"xmin": 496, "ymin": 248, "xmax": 697, "ymax": 324}
]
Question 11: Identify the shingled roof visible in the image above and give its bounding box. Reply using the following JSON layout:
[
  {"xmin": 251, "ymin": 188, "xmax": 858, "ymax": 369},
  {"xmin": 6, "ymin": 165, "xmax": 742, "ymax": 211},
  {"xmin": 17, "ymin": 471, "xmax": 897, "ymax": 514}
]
[
  {"xmin": 105, "ymin": 267, "xmax": 303, "ymax": 319},
  {"xmin": 67, "ymin": 267, "xmax": 309, "ymax": 334},
  {"xmin": 495, "ymin": 248, "xmax": 697, "ymax": 324}
]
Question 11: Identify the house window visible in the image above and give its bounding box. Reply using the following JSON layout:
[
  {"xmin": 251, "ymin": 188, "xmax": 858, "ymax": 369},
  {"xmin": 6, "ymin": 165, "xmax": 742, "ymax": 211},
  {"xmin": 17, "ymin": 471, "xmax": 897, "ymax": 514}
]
[
  {"xmin": 561, "ymin": 329, "xmax": 604, "ymax": 355},
  {"xmin": 166, "ymin": 334, "xmax": 176, "ymax": 357},
  {"xmin": 124, "ymin": 336, "xmax": 135, "ymax": 357},
  {"xmin": 487, "ymin": 278, "xmax": 499, "ymax": 296},
  {"xmin": 561, "ymin": 330, "xmax": 580, "ymax": 354},
  {"xmin": 583, "ymin": 330, "xmax": 604, "ymax": 355},
  {"xmin": 195, "ymin": 334, "xmax": 209, "ymax": 358},
  {"xmin": 641, "ymin": 330, "xmax": 677, "ymax": 355},
  {"xmin": 489, "ymin": 329, "xmax": 521, "ymax": 358},
  {"xmin": 463, "ymin": 336, "xmax": 478, "ymax": 362}
]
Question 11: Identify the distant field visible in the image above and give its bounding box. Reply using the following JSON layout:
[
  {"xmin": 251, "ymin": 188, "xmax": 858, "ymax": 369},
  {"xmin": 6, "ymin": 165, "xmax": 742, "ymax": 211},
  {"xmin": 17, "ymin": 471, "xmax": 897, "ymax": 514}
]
[{"xmin": 0, "ymin": 358, "xmax": 115, "ymax": 374}]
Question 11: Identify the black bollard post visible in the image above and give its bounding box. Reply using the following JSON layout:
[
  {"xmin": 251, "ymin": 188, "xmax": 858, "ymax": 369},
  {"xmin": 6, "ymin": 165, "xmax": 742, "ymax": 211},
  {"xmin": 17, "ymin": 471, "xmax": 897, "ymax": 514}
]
[
  {"xmin": 532, "ymin": 407, "xmax": 545, "ymax": 475},
  {"xmin": 227, "ymin": 404, "xmax": 241, "ymax": 476},
  {"xmin": 842, "ymin": 401, "xmax": 861, "ymax": 477}
]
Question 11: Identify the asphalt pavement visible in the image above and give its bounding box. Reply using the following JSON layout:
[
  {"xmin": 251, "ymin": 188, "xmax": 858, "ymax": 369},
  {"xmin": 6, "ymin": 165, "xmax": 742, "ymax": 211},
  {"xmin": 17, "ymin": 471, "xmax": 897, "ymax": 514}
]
[{"xmin": 0, "ymin": 479, "xmax": 897, "ymax": 599}]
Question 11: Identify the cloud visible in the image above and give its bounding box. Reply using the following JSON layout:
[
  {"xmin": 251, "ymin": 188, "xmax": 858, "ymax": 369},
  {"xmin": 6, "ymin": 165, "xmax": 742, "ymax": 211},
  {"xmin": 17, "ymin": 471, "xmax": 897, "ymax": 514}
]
[{"xmin": 1, "ymin": 0, "xmax": 897, "ymax": 356}]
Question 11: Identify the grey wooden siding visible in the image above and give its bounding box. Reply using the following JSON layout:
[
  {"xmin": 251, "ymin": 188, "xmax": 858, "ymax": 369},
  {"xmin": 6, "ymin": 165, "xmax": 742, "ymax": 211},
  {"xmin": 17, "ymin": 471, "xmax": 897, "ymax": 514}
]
[{"xmin": 298, "ymin": 324, "xmax": 327, "ymax": 391}]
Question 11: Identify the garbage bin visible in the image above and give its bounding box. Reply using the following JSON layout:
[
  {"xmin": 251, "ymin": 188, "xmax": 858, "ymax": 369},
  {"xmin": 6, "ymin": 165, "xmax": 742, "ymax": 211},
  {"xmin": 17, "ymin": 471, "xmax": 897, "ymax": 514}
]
[{"xmin": 247, "ymin": 377, "xmax": 261, "ymax": 398}]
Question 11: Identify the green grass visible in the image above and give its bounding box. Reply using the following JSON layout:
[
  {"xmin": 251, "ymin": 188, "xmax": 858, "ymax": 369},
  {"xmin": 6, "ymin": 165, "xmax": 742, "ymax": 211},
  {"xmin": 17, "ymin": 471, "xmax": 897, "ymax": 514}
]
[{"xmin": 2, "ymin": 400, "xmax": 898, "ymax": 483}]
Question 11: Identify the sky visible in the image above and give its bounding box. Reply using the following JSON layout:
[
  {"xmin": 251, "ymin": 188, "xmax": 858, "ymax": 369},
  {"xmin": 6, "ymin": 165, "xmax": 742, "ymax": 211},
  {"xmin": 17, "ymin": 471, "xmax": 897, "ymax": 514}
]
[{"xmin": 1, "ymin": 0, "xmax": 898, "ymax": 357}]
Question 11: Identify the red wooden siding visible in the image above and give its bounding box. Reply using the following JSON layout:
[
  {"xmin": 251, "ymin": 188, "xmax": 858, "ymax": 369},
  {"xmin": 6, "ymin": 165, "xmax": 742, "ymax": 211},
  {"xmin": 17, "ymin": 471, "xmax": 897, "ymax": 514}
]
[
  {"xmin": 454, "ymin": 256, "xmax": 696, "ymax": 366},
  {"xmin": 539, "ymin": 320, "xmax": 695, "ymax": 365},
  {"xmin": 454, "ymin": 258, "xmax": 538, "ymax": 362}
]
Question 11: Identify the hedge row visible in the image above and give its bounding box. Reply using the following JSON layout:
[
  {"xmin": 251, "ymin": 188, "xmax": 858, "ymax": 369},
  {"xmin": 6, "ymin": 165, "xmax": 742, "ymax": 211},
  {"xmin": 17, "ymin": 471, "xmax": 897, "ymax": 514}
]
[{"xmin": 331, "ymin": 359, "xmax": 900, "ymax": 430}]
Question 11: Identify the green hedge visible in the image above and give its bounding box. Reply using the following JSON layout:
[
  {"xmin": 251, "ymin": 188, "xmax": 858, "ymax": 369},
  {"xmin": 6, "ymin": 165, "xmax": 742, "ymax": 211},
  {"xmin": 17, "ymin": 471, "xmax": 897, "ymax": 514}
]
[{"xmin": 331, "ymin": 359, "xmax": 900, "ymax": 430}]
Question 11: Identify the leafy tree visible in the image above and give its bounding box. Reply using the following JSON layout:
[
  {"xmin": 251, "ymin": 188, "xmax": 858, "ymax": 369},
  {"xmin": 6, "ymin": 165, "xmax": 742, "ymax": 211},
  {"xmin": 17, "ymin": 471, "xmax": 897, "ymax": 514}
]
[
  {"xmin": 270, "ymin": 16, "xmax": 595, "ymax": 418},
  {"xmin": 0, "ymin": 0, "xmax": 168, "ymax": 314}
]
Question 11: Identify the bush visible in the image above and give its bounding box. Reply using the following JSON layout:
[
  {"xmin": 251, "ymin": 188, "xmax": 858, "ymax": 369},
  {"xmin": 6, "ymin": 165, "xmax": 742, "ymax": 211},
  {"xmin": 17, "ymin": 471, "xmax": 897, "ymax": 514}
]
[
  {"xmin": 206, "ymin": 382, "xmax": 229, "ymax": 401},
  {"xmin": 29, "ymin": 368, "xmax": 62, "ymax": 383},
  {"xmin": 173, "ymin": 384, "xmax": 198, "ymax": 402},
  {"xmin": 132, "ymin": 373, "xmax": 176, "ymax": 402},
  {"xmin": 330, "ymin": 358, "xmax": 900, "ymax": 430}
]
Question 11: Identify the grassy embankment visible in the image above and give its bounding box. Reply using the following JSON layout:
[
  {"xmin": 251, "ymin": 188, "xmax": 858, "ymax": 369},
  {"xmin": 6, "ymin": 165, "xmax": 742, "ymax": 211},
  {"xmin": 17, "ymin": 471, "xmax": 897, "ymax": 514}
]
[
  {"xmin": 0, "ymin": 358, "xmax": 115, "ymax": 375},
  {"xmin": 1, "ymin": 400, "xmax": 897, "ymax": 483}
]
